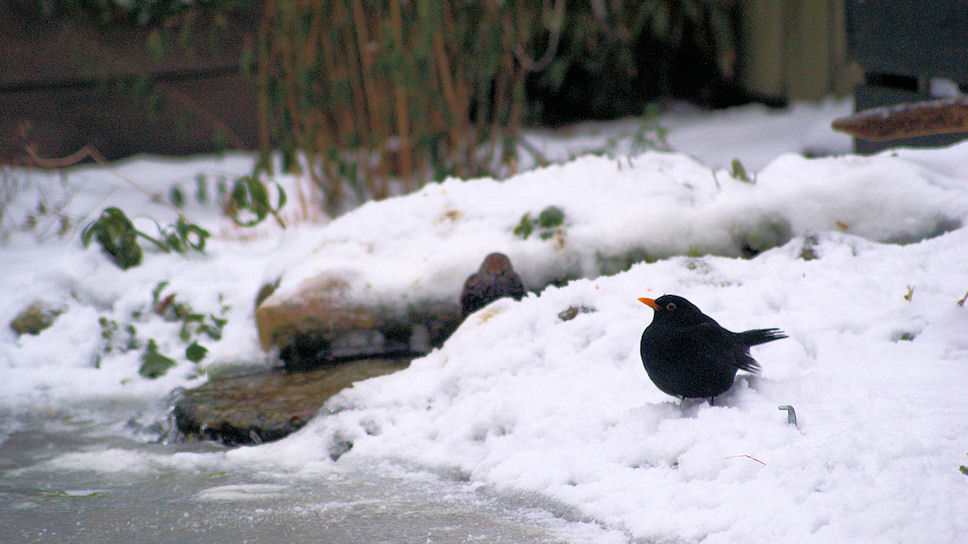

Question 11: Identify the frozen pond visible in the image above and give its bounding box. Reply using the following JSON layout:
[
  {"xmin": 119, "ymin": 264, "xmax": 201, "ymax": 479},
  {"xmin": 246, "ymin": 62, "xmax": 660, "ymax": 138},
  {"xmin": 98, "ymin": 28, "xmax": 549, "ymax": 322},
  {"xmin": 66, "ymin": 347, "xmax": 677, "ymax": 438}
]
[{"xmin": 0, "ymin": 400, "xmax": 627, "ymax": 544}]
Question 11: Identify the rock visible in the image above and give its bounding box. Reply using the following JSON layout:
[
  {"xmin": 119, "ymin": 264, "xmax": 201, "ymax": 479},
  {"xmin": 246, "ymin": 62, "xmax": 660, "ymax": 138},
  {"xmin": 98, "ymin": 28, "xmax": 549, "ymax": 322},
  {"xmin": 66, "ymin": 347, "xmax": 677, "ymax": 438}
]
[
  {"xmin": 255, "ymin": 275, "xmax": 373, "ymax": 349},
  {"xmin": 255, "ymin": 274, "xmax": 460, "ymax": 370},
  {"xmin": 9, "ymin": 301, "xmax": 64, "ymax": 336},
  {"xmin": 557, "ymin": 305, "xmax": 594, "ymax": 321},
  {"xmin": 173, "ymin": 358, "xmax": 410, "ymax": 446}
]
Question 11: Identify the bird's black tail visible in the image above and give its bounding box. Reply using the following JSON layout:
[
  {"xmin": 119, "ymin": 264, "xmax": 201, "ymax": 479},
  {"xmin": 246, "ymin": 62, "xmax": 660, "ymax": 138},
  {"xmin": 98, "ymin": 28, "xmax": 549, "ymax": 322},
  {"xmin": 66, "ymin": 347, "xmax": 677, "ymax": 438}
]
[{"xmin": 739, "ymin": 328, "xmax": 787, "ymax": 346}]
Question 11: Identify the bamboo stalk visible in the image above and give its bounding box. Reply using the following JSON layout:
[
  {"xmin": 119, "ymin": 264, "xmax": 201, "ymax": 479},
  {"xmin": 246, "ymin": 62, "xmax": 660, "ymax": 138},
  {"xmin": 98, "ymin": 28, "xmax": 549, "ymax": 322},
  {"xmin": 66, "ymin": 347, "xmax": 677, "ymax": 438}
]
[
  {"xmin": 254, "ymin": 0, "xmax": 532, "ymax": 213},
  {"xmin": 389, "ymin": 0, "xmax": 414, "ymax": 186},
  {"xmin": 351, "ymin": 0, "xmax": 383, "ymax": 138},
  {"xmin": 432, "ymin": 29, "xmax": 465, "ymax": 175},
  {"xmin": 255, "ymin": 4, "xmax": 273, "ymax": 155},
  {"xmin": 334, "ymin": 1, "xmax": 368, "ymax": 144}
]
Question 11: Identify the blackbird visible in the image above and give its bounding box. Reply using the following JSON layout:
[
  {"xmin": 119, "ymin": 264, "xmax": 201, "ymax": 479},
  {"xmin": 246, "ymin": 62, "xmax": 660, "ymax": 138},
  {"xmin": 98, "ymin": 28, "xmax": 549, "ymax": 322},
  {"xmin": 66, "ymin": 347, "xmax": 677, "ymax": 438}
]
[
  {"xmin": 638, "ymin": 294, "xmax": 786, "ymax": 402},
  {"xmin": 460, "ymin": 252, "xmax": 526, "ymax": 318}
]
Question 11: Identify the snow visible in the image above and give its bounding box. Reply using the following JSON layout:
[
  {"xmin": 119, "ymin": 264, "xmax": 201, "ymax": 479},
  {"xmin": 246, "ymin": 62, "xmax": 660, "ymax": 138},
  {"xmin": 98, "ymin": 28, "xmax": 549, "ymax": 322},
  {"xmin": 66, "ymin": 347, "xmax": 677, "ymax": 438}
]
[{"xmin": 3, "ymin": 99, "xmax": 968, "ymax": 543}]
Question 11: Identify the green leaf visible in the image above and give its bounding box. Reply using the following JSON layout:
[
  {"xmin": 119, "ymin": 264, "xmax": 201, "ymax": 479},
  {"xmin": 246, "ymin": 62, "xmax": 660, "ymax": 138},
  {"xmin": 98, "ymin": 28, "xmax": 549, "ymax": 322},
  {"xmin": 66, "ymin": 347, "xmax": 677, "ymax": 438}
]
[
  {"xmin": 81, "ymin": 207, "xmax": 143, "ymax": 269},
  {"xmin": 139, "ymin": 342, "xmax": 176, "ymax": 379},
  {"xmin": 537, "ymin": 206, "xmax": 565, "ymax": 228},
  {"xmin": 195, "ymin": 174, "xmax": 209, "ymax": 203},
  {"xmin": 151, "ymin": 281, "xmax": 170, "ymax": 305},
  {"xmin": 170, "ymin": 186, "xmax": 185, "ymax": 208},
  {"xmin": 730, "ymin": 159, "xmax": 754, "ymax": 183},
  {"xmin": 513, "ymin": 213, "xmax": 534, "ymax": 239},
  {"xmin": 185, "ymin": 341, "xmax": 208, "ymax": 363},
  {"xmin": 227, "ymin": 175, "xmax": 287, "ymax": 227},
  {"xmin": 176, "ymin": 217, "xmax": 210, "ymax": 251}
]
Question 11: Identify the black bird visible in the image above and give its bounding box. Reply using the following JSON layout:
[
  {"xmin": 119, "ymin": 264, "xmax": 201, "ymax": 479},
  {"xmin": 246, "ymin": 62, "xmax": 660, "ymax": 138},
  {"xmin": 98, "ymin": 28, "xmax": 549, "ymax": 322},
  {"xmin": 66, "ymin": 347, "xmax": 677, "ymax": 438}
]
[
  {"xmin": 460, "ymin": 252, "xmax": 526, "ymax": 318},
  {"xmin": 638, "ymin": 294, "xmax": 786, "ymax": 402}
]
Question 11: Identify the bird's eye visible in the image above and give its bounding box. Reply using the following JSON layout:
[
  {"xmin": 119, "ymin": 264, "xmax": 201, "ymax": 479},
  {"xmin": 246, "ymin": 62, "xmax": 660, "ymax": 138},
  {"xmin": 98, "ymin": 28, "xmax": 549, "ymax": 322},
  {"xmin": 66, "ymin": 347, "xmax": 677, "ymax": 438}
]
[{"xmin": 665, "ymin": 302, "xmax": 676, "ymax": 311}]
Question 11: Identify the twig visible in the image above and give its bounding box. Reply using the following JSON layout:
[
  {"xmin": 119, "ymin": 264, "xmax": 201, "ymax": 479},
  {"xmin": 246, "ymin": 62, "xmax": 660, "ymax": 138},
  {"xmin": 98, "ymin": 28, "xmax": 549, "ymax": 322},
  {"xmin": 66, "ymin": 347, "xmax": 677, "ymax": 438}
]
[
  {"xmin": 727, "ymin": 454, "xmax": 766, "ymax": 466},
  {"xmin": 23, "ymin": 144, "xmax": 183, "ymax": 226},
  {"xmin": 23, "ymin": 144, "xmax": 106, "ymax": 169},
  {"xmin": 24, "ymin": 144, "xmax": 163, "ymax": 202}
]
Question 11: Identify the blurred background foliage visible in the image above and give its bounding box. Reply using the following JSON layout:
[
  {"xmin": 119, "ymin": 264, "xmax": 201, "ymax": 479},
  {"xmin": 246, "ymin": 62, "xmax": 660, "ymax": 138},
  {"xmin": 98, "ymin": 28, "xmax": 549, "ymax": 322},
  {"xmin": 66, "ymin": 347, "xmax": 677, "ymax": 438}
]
[
  {"xmin": 19, "ymin": 0, "xmax": 745, "ymax": 215},
  {"xmin": 28, "ymin": 0, "xmax": 253, "ymax": 26}
]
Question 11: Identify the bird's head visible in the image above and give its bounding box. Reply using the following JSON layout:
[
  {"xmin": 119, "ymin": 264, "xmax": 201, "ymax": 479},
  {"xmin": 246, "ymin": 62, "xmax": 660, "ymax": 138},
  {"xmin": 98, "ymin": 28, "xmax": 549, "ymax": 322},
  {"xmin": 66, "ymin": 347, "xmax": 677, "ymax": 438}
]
[
  {"xmin": 638, "ymin": 294, "xmax": 708, "ymax": 327},
  {"xmin": 481, "ymin": 252, "xmax": 513, "ymax": 274}
]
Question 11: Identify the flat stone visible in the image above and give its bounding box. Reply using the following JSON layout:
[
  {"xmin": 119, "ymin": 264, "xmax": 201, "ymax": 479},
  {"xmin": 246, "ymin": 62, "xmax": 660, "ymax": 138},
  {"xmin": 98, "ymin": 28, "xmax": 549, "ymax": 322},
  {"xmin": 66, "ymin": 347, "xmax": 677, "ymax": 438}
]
[{"xmin": 173, "ymin": 358, "xmax": 410, "ymax": 446}]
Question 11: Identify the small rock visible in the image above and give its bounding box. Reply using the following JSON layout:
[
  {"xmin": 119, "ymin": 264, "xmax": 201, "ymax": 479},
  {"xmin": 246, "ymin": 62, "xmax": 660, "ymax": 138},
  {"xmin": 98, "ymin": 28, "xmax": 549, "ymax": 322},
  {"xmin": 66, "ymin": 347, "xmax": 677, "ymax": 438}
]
[{"xmin": 557, "ymin": 305, "xmax": 594, "ymax": 321}]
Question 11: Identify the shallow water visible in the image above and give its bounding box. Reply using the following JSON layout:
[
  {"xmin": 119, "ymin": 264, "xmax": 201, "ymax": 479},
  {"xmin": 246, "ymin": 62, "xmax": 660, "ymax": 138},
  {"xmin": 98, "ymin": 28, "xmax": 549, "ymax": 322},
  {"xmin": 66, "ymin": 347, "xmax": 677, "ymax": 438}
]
[{"xmin": 0, "ymin": 399, "xmax": 627, "ymax": 544}]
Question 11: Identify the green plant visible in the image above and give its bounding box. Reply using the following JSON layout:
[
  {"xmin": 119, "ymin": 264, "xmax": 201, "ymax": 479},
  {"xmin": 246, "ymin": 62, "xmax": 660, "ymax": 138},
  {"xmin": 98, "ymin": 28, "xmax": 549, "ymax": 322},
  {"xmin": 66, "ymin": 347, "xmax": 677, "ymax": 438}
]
[
  {"xmin": 538, "ymin": 206, "xmax": 565, "ymax": 229},
  {"xmin": 225, "ymin": 175, "xmax": 287, "ymax": 227},
  {"xmin": 729, "ymin": 158, "xmax": 755, "ymax": 183},
  {"xmin": 514, "ymin": 205, "xmax": 565, "ymax": 240},
  {"xmin": 255, "ymin": 0, "xmax": 547, "ymax": 214},
  {"xmin": 140, "ymin": 339, "xmax": 177, "ymax": 379},
  {"xmin": 186, "ymin": 341, "xmax": 209, "ymax": 363},
  {"xmin": 629, "ymin": 104, "xmax": 672, "ymax": 153},
  {"xmin": 513, "ymin": 213, "xmax": 534, "ymax": 239},
  {"xmin": 98, "ymin": 317, "xmax": 139, "ymax": 354},
  {"xmin": 81, "ymin": 207, "xmax": 143, "ymax": 269},
  {"xmin": 152, "ymin": 281, "xmax": 228, "ymax": 346},
  {"xmin": 81, "ymin": 207, "xmax": 210, "ymax": 269},
  {"xmin": 903, "ymin": 285, "xmax": 914, "ymax": 302},
  {"xmin": 95, "ymin": 282, "xmax": 230, "ymax": 378}
]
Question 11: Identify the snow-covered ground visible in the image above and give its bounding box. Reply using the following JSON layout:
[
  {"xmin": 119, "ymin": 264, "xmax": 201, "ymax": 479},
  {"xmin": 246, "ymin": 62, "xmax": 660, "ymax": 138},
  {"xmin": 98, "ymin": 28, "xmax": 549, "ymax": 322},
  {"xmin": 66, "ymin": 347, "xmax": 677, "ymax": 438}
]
[{"xmin": 3, "ymin": 98, "xmax": 968, "ymax": 543}]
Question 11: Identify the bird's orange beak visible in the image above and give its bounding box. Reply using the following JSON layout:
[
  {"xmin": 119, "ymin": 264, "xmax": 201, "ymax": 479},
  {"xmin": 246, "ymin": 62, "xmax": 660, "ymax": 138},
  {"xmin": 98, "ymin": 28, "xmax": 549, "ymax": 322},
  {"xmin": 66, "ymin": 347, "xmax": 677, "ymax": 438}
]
[{"xmin": 638, "ymin": 297, "xmax": 661, "ymax": 310}]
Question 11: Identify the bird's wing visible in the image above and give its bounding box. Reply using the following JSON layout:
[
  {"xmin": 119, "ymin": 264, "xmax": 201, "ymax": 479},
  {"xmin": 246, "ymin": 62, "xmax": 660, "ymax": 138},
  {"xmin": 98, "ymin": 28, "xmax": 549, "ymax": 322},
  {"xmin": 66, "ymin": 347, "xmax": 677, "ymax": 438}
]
[
  {"xmin": 505, "ymin": 273, "xmax": 526, "ymax": 299},
  {"xmin": 685, "ymin": 322, "xmax": 760, "ymax": 373}
]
